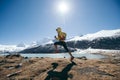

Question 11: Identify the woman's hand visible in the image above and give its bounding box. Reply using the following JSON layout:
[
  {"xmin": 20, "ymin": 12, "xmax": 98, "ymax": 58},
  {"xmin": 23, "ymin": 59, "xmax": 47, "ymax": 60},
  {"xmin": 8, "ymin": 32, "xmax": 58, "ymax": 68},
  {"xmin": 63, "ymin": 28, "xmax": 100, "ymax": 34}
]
[{"xmin": 54, "ymin": 36, "xmax": 57, "ymax": 39}]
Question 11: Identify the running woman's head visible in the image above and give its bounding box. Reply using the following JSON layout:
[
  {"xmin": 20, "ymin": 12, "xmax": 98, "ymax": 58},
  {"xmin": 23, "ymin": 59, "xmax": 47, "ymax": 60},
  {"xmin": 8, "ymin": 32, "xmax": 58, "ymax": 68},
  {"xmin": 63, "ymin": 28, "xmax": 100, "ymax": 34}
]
[{"xmin": 56, "ymin": 27, "xmax": 62, "ymax": 33}]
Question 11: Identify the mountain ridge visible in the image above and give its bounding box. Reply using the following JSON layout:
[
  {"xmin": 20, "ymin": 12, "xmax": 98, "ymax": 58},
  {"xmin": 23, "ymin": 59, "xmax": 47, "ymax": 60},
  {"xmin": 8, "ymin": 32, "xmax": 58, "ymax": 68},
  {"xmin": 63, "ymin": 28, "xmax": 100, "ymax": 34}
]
[{"xmin": 0, "ymin": 29, "xmax": 120, "ymax": 53}]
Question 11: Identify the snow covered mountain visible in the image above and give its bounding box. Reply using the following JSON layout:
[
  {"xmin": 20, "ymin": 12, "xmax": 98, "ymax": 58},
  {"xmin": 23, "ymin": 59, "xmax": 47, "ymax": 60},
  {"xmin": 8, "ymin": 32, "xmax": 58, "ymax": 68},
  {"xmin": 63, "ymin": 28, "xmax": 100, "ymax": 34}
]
[
  {"xmin": 28, "ymin": 38, "xmax": 53, "ymax": 47},
  {"xmin": 42, "ymin": 29, "xmax": 120, "ymax": 46},
  {"xmin": 20, "ymin": 29, "xmax": 120, "ymax": 53},
  {"xmin": 0, "ymin": 44, "xmax": 28, "ymax": 53},
  {"xmin": 0, "ymin": 42, "xmax": 32, "ymax": 53},
  {"xmin": 68, "ymin": 29, "xmax": 120, "ymax": 41},
  {"xmin": 42, "ymin": 29, "xmax": 120, "ymax": 44},
  {"xmin": 0, "ymin": 38, "xmax": 53, "ymax": 53},
  {"xmin": 1, "ymin": 29, "xmax": 120, "ymax": 53},
  {"xmin": 66, "ymin": 29, "xmax": 120, "ymax": 50}
]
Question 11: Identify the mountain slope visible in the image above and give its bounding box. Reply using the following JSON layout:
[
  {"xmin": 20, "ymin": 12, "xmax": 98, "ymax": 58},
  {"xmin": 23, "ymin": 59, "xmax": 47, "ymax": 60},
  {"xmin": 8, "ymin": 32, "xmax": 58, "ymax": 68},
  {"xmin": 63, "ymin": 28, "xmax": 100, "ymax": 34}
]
[
  {"xmin": 67, "ymin": 37, "xmax": 120, "ymax": 49},
  {"xmin": 20, "ymin": 44, "xmax": 76, "ymax": 53},
  {"xmin": 20, "ymin": 29, "xmax": 120, "ymax": 53},
  {"xmin": 68, "ymin": 29, "xmax": 120, "ymax": 41},
  {"xmin": 0, "ymin": 45, "xmax": 27, "ymax": 53},
  {"xmin": 1, "ymin": 29, "xmax": 120, "ymax": 53},
  {"xmin": 66, "ymin": 29, "xmax": 120, "ymax": 50}
]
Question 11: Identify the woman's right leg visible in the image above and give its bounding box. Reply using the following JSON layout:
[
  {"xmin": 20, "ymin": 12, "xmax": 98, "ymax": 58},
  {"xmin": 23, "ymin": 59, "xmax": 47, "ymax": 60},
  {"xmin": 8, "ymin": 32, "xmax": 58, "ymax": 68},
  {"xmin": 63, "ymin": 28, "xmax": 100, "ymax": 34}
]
[
  {"xmin": 54, "ymin": 42, "xmax": 60, "ymax": 53},
  {"xmin": 62, "ymin": 42, "xmax": 74, "ymax": 61}
]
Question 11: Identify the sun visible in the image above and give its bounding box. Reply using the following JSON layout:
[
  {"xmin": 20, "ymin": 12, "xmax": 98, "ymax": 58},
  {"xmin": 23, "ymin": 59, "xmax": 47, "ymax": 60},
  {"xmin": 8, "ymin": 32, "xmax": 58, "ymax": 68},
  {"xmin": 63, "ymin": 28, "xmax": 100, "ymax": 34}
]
[{"xmin": 58, "ymin": 1, "xmax": 69, "ymax": 14}]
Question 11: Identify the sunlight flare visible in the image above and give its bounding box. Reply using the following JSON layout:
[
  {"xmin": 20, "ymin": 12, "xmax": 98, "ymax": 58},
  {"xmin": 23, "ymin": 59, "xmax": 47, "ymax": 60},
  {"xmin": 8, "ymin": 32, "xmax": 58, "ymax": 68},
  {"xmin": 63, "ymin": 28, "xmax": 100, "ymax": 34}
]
[{"xmin": 58, "ymin": 1, "xmax": 70, "ymax": 15}]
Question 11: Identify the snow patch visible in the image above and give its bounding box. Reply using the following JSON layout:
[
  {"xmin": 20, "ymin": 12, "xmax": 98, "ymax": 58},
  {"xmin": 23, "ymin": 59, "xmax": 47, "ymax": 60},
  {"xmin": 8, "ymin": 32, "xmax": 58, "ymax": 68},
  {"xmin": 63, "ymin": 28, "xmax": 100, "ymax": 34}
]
[{"xmin": 68, "ymin": 29, "xmax": 120, "ymax": 41}]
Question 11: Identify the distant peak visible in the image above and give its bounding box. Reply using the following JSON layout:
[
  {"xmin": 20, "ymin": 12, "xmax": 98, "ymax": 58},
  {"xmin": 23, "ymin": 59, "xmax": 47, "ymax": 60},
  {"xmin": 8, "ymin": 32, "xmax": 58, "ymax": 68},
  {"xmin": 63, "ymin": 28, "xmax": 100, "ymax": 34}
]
[{"xmin": 68, "ymin": 29, "xmax": 120, "ymax": 41}]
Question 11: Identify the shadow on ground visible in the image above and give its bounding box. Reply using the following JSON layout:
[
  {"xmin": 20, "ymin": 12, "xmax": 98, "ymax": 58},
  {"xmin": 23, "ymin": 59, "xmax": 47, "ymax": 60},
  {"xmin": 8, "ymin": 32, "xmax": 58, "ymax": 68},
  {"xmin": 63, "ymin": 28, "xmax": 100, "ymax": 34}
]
[{"xmin": 45, "ymin": 61, "xmax": 76, "ymax": 80}]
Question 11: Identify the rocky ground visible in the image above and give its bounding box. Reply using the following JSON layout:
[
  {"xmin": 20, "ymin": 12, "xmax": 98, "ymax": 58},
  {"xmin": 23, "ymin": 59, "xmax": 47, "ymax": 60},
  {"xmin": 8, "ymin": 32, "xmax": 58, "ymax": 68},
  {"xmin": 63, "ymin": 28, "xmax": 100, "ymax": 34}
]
[{"xmin": 0, "ymin": 54, "xmax": 120, "ymax": 80}]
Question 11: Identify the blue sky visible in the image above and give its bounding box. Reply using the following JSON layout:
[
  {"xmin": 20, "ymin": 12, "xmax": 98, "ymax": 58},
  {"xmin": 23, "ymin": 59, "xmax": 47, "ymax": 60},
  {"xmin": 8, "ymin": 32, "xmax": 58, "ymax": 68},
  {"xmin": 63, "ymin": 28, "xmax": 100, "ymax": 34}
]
[{"xmin": 0, "ymin": 0, "xmax": 120, "ymax": 45}]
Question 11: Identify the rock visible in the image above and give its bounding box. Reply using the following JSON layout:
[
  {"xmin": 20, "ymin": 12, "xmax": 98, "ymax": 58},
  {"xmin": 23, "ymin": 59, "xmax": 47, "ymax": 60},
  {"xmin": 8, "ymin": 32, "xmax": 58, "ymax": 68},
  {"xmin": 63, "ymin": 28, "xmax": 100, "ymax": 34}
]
[
  {"xmin": 24, "ymin": 57, "xmax": 28, "ymax": 59},
  {"xmin": 77, "ymin": 56, "xmax": 87, "ymax": 60},
  {"xmin": 5, "ymin": 54, "xmax": 21, "ymax": 58},
  {"xmin": 7, "ymin": 70, "xmax": 22, "ymax": 77},
  {"xmin": 15, "ymin": 63, "xmax": 22, "ymax": 68}
]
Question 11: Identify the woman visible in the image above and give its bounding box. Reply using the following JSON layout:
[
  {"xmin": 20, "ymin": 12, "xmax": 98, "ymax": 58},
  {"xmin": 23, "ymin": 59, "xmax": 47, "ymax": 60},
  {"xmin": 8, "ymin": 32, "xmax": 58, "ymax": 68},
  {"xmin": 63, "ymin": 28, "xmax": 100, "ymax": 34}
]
[{"xmin": 54, "ymin": 27, "xmax": 74, "ymax": 61}]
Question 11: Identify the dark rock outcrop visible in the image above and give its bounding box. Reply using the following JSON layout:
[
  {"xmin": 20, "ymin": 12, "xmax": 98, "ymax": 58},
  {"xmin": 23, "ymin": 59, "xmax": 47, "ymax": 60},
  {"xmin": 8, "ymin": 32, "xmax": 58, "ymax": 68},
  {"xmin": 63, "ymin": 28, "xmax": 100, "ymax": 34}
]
[
  {"xmin": 67, "ymin": 37, "xmax": 120, "ymax": 50},
  {"xmin": 19, "ymin": 44, "xmax": 76, "ymax": 53},
  {"xmin": 20, "ymin": 36, "xmax": 120, "ymax": 53}
]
